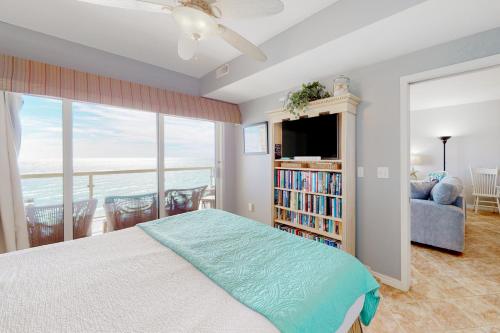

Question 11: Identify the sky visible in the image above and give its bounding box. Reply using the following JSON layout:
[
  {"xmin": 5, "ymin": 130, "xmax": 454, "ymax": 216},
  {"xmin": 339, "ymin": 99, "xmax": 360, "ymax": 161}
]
[{"xmin": 18, "ymin": 95, "xmax": 215, "ymax": 172}]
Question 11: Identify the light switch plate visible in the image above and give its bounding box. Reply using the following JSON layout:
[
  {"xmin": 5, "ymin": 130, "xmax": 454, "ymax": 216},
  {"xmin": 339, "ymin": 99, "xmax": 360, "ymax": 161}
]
[
  {"xmin": 357, "ymin": 167, "xmax": 364, "ymax": 178},
  {"xmin": 377, "ymin": 167, "xmax": 389, "ymax": 179}
]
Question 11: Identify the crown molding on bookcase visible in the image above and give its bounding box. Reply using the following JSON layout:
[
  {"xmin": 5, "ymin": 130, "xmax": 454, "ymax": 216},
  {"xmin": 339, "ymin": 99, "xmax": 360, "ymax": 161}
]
[{"xmin": 267, "ymin": 93, "xmax": 361, "ymax": 121}]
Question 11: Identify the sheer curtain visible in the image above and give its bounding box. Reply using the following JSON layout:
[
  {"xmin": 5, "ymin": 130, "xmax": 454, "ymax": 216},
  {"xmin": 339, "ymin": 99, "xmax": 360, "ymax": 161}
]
[{"xmin": 0, "ymin": 92, "xmax": 29, "ymax": 253}]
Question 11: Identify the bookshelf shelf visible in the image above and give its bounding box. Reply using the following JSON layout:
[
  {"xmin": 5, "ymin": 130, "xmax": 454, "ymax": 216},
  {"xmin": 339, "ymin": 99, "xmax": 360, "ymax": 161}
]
[
  {"xmin": 274, "ymin": 187, "xmax": 343, "ymax": 198},
  {"xmin": 274, "ymin": 205, "xmax": 343, "ymax": 221},
  {"xmin": 275, "ymin": 167, "xmax": 343, "ymax": 173},
  {"xmin": 275, "ymin": 159, "xmax": 344, "ymax": 163},
  {"xmin": 274, "ymin": 219, "xmax": 342, "ymax": 241},
  {"xmin": 268, "ymin": 93, "xmax": 359, "ymax": 255}
]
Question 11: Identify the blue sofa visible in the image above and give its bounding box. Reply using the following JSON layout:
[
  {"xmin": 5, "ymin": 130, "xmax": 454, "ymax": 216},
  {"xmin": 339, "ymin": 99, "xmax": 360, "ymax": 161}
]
[{"xmin": 410, "ymin": 177, "xmax": 465, "ymax": 252}]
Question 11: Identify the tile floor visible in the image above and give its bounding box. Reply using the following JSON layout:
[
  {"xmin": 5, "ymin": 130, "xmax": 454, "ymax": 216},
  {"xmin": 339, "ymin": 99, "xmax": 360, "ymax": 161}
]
[{"xmin": 363, "ymin": 210, "xmax": 500, "ymax": 333}]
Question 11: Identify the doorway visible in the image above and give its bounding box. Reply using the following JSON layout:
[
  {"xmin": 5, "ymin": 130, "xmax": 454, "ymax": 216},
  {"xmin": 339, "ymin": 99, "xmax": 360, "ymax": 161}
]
[{"xmin": 400, "ymin": 55, "xmax": 500, "ymax": 294}]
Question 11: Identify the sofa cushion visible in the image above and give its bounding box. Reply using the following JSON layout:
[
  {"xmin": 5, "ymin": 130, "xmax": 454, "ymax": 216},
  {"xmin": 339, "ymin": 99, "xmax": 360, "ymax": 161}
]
[
  {"xmin": 431, "ymin": 176, "xmax": 463, "ymax": 205},
  {"xmin": 410, "ymin": 180, "xmax": 436, "ymax": 199}
]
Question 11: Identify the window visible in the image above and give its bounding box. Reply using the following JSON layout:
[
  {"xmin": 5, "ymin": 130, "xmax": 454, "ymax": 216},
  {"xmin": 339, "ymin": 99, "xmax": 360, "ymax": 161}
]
[
  {"xmin": 18, "ymin": 96, "xmax": 64, "ymax": 247},
  {"xmin": 164, "ymin": 116, "xmax": 216, "ymax": 215},
  {"xmin": 16, "ymin": 94, "xmax": 221, "ymax": 247},
  {"xmin": 73, "ymin": 103, "xmax": 158, "ymax": 234}
]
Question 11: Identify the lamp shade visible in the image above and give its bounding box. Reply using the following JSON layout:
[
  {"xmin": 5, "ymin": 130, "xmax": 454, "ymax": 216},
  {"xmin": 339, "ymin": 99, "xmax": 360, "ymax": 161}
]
[
  {"xmin": 411, "ymin": 154, "xmax": 422, "ymax": 165},
  {"xmin": 178, "ymin": 34, "xmax": 198, "ymax": 60},
  {"xmin": 172, "ymin": 6, "xmax": 217, "ymax": 40}
]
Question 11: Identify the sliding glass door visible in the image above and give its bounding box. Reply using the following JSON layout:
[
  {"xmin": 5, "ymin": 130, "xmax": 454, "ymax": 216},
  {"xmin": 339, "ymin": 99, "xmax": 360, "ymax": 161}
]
[
  {"xmin": 16, "ymin": 93, "xmax": 220, "ymax": 247},
  {"xmin": 18, "ymin": 95, "xmax": 64, "ymax": 247},
  {"xmin": 72, "ymin": 103, "xmax": 158, "ymax": 234},
  {"xmin": 164, "ymin": 116, "xmax": 216, "ymax": 215}
]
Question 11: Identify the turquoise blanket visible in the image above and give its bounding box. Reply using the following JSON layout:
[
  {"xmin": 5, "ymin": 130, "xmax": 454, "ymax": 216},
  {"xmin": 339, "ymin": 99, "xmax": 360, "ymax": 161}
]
[{"xmin": 138, "ymin": 209, "xmax": 379, "ymax": 333}]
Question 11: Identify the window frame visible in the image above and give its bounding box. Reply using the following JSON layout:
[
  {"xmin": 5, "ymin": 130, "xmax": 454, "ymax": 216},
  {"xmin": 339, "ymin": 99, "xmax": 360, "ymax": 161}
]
[{"xmin": 17, "ymin": 94, "xmax": 222, "ymax": 241}]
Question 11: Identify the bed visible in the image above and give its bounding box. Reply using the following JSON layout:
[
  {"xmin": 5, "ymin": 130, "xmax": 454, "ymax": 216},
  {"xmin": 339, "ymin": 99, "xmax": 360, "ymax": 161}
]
[{"xmin": 0, "ymin": 209, "xmax": 379, "ymax": 333}]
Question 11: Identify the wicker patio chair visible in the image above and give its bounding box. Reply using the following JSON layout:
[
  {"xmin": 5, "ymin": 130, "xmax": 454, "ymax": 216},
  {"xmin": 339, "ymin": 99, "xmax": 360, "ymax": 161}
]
[
  {"xmin": 26, "ymin": 199, "xmax": 98, "ymax": 248},
  {"xmin": 104, "ymin": 193, "xmax": 158, "ymax": 231},
  {"xmin": 165, "ymin": 186, "xmax": 207, "ymax": 216},
  {"xmin": 200, "ymin": 186, "xmax": 216, "ymax": 209}
]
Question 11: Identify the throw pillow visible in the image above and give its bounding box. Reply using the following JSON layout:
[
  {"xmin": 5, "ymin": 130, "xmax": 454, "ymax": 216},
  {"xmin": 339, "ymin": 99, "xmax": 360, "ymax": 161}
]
[
  {"xmin": 410, "ymin": 180, "xmax": 436, "ymax": 200},
  {"xmin": 430, "ymin": 176, "xmax": 463, "ymax": 205},
  {"xmin": 427, "ymin": 171, "xmax": 448, "ymax": 182}
]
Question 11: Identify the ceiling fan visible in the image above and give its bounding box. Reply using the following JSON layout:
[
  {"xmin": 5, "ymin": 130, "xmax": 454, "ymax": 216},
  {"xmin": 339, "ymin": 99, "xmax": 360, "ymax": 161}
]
[{"xmin": 78, "ymin": 0, "xmax": 285, "ymax": 61}]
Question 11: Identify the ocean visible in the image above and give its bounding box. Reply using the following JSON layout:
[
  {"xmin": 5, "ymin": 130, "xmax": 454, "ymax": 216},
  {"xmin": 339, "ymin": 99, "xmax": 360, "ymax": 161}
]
[{"xmin": 20, "ymin": 157, "xmax": 215, "ymax": 218}]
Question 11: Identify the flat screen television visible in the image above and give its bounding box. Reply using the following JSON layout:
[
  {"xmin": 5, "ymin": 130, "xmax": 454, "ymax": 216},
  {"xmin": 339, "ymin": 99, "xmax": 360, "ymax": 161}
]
[{"xmin": 281, "ymin": 113, "xmax": 338, "ymax": 159}]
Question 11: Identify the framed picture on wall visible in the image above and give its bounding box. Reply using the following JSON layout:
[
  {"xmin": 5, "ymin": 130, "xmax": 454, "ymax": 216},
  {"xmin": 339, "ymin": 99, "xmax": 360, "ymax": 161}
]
[{"xmin": 243, "ymin": 122, "xmax": 268, "ymax": 155}]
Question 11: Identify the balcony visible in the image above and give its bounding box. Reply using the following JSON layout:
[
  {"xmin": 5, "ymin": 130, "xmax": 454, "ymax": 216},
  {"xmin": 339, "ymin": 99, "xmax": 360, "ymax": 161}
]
[{"xmin": 21, "ymin": 166, "xmax": 216, "ymax": 239}]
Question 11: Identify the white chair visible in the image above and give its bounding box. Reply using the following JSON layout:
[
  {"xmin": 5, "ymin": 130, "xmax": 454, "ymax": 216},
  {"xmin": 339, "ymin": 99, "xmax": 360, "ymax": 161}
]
[{"xmin": 469, "ymin": 167, "xmax": 500, "ymax": 213}]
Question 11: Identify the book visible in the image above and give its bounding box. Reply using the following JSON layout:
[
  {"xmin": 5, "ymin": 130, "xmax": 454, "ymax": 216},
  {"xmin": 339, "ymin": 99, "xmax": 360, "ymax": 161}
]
[
  {"xmin": 274, "ymin": 167, "xmax": 344, "ymax": 248},
  {"xmin": 274, "ymin": 169, "xmax": 342, "ymax": 196},
  {"xmin": 274, "ymin": 190, "xmax": 342, "ymax": 219},
  {"xmin": 275, "ymin": 207, "xmax": 341, "ymax": 236},
  {"xmin": 274, "ymin": 223, "xmax": 341, "ymax": 248}
]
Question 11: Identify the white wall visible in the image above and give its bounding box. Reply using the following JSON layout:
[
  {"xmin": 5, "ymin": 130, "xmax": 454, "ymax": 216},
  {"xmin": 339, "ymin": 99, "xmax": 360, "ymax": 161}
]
[
  {"xmin": 222, "ymin": 106, "xmax": 273, "ymax": 223},
  {"xmin": 220, "ymin": 123, "xmax": 238, "ymax": 212},
  {"xmin": 411, "ymin": 99, "xmax": 500, "ymax": 203},
  {"xmin": 225, "ymin": 28, "xmax": 500, "ymax": 281}
]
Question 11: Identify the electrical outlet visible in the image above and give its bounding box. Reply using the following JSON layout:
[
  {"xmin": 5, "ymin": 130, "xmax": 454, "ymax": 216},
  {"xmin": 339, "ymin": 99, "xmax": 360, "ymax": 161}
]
[
  {"xmin": 377, "ymin": 167, "xmax": 389, "ymax": 179},
  {"xmin": 248, "ymin": 203, "xmax": 255, "ymax": 212},
  {"xmin": 357, "ymin": 167, "xmax": 364, "ymax": 178}
]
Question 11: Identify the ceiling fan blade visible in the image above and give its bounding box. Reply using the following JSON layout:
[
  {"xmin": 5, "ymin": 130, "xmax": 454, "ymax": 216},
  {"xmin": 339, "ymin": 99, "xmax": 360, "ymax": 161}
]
[
  {"xmin": 138, "ymin": 0, "xmax": 174, "ymax": 12},
  {"xmin": 178, "ymin": 34, "xmax": 198, "ymax": 61},
  {"xmin": 210, "ymin": 0, "xmax": 284, "ymax": 18},
  {"xmin": 78, "ymin": 0, "xmax": 173, "ymax": 13},
  {"xmin": 217, "ymin": 25, "xmax": 267, "ymax": 62}
]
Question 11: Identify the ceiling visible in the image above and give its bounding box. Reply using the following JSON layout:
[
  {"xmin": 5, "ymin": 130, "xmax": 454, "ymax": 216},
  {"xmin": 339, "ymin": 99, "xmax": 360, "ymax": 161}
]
[
  {"xmin": 1, "ymin": 0, "xmax": 499, "ymax": 105},
  {"xmin": 0, "ymin": 0, "xmax": 338, "ymax": 78},
  {"xmin": 204, "ymin": 0, "xmax": 500, "ymax": 103},
  {"xmin": 410, "ymin": 65, "xmax": 500, "ymax": 111}
]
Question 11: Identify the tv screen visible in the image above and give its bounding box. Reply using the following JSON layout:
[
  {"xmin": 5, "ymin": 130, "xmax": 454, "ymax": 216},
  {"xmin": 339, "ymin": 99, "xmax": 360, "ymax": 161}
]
[{"xmin": 281, "ymin": 114, "xmax": 338, "ymax": 159}]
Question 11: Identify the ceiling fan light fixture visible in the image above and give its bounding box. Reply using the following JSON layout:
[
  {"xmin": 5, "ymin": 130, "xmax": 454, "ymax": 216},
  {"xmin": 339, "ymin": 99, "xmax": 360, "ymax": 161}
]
[
  {"xmin": 172, "ymin": 6, "xmax": 217, "ymax": 40},
  {"xmin": 178, "ymin": 33, "xmax": 199, "ymax": 60},
  {"xmin": 79, "ymin": 0, "xmax": 284, "ymax": 62}
]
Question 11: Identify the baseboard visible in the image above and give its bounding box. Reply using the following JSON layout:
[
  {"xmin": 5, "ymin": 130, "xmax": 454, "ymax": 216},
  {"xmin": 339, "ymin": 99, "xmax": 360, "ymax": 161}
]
[{"xmin": 371, "ymin": 271, "xmax": 408, "ymax": 291}]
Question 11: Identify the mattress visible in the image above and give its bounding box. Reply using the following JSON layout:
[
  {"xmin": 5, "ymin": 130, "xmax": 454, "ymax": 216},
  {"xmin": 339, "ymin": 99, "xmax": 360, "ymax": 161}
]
[{"xmin": 0, "ymin": 226, "xmax": 362, "ymax": 332}]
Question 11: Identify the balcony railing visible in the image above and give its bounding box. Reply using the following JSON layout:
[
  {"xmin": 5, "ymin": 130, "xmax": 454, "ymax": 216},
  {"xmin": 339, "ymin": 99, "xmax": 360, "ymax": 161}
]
[
  {"xmin": 21, "ymin": 166, "xmax": 215, "ymax": 200},
  {"xmin": 21, "ymin": 166, "xmax": 215, "ymax": 235}
]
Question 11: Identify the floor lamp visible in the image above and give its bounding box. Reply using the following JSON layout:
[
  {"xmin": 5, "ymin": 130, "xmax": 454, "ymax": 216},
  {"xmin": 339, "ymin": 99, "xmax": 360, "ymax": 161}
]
[{"xmin": 439, "ymin": 136, "xmax": 451, "ymax": 171}]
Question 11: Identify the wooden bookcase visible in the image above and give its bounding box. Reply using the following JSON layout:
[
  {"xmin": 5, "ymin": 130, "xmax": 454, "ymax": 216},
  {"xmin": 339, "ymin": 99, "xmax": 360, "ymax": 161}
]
[{"xmin": 267, "ymin": 94, "xmax": 360, "ymax": 255}]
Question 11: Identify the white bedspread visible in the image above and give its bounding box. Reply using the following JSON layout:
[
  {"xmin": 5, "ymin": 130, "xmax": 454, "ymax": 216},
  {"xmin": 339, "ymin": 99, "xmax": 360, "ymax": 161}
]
[{"xmin": 0, "ymin": 227, "xmax": 360, "ymax": 332}]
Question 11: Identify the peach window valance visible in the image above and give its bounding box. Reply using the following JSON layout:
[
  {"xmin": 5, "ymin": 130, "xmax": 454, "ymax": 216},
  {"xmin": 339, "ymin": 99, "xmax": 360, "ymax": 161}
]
[{"xmin": 0, "ymin": 54, "xmax": 241, "ymax": 124}]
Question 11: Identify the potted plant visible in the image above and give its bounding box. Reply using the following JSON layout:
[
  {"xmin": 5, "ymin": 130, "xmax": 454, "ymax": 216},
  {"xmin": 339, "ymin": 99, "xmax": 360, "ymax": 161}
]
[{"xmin": 284, "ymin": 81, "xmax": 331, "ymax": 115}]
